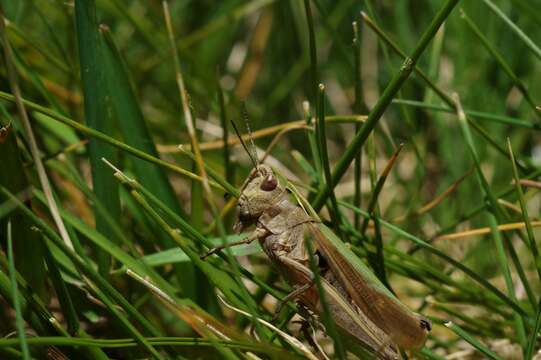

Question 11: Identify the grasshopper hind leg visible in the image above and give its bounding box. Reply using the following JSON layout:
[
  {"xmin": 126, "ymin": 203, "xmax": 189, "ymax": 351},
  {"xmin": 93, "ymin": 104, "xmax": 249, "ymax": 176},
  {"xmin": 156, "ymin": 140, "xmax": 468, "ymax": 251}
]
[
  {"xmin": 272, "ymin": 279, "xmax": 315, "ymax": 322},
  {"xmin": 296, "ymin": 313, "xmax": 330, "ymax": 360}
]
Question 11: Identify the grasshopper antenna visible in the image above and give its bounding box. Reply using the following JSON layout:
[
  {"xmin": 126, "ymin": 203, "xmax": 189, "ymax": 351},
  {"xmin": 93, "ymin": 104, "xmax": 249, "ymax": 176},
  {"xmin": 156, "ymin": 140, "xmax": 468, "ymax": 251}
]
[
  {"xmin": 231, "ymin": 118, "xmax": 259, "ymax": 170},
  {"xmin": 241, "ymin": 103, "xmax": 260, "ymax": 167}
]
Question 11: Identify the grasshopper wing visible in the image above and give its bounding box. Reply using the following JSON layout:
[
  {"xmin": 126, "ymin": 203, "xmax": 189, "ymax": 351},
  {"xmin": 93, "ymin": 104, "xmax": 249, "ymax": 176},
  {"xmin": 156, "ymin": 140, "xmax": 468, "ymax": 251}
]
[
  {"xmin": 308, "ymin": 223, "xmax": 430, "ymax": 350},
  {"xmin": 278, "ymin": 255, "xmax": 401, "ymax": 360}
]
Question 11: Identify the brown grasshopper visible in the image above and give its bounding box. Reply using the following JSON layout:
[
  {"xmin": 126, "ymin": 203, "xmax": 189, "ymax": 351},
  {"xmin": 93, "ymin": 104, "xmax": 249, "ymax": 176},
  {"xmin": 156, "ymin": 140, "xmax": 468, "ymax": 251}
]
[{"xmin": 203, "ymin": 163, "xmax": 431, "ymax": 359}]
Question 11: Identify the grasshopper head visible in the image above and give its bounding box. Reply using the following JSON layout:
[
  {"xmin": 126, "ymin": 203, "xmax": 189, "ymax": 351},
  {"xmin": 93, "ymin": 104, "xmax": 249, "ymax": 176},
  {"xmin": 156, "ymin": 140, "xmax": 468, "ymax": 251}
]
[{"xmin": 234, "ymin": 164, "xmax": 282, "ymax": 233}]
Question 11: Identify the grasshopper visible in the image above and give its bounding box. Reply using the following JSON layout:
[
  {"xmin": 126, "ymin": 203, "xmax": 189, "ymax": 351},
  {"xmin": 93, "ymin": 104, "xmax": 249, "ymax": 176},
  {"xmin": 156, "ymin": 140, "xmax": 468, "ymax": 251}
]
[{"xmin": 203, "ymin": 162, "xmax": 431, "ymax": 359}]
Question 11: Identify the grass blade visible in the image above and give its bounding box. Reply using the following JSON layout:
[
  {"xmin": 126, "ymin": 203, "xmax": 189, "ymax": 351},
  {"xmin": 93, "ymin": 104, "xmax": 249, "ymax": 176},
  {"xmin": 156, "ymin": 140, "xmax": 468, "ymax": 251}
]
[
  {"xmin": 445, "ymin": 321, "xmax": 503, "ymax": 360},
  {"xmin": 6, "ymin": 221, "xmax": 31, "ymax": 360},
  {"xmin": 74, "ymin": 0, "xmax": 120, "ymax": 275},
  {"xmin": 507, "ymin": 138, "xmax": 541, "ymax": 280},
  {"xmin": 312, "ymin": 0, "xmax": 460, "ymax": 211}
]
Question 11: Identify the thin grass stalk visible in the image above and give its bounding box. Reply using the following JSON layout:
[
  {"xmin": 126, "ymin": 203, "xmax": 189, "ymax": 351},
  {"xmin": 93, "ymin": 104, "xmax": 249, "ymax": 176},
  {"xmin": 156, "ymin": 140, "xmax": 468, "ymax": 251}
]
[
  {"xmin": 487, "ymin": 216, "xmax": 527, "ymax": 347},
  {"xmin": 312, "ymin": 0, "xmax": 460, "ymax": 211},
  {"xmin": 162, "ymin": 0, "xmax": 215, "ymax": 208},
  {"xmin": 352, "ymin": 21, "xmax": 362, "ymax": 230},
  {"xmin": 362, "ymin": 0, "xmax": 414, "ymax": 154},
  {"xmin": 303, "ymin": 102, "xmax": 323, "ymax": 183},
  {"xmin": 302, "ymin": 0, "xmax": 323, "ymax": 183},
  {"xmin": 42, "ymin": 244, "xmax": 79, "ymax": 335},
  {"xmin": 361, "ymin": 144, "xmax": 403, "ymax": 287},
  {"xmin": 392, "ymin": 99, "xmax": 537, "ymax": 129},
  {"xmin": 395, "ymin": 169, "xmax": 472, "ymax": 223},
  {"xmin": 360, "ymin": 12, "xmax": 531, "ymax": 172},
  {"xmin": 526, "ymin": 298, "xmax": 541, "ymax": 360},
  {"xmin": 316, "ymin": 84, "xmax": 342, "ymax": 236},
  {"xmin": 0, "ymin": 337, "xmax": 297, "ymax": 356},
  {"xmin": 424, "ymin": 23, "xmax": 445, "ymax": 104},
  {"xmin": 460, "ymin": 9, "xmax": 539, "ymax": 119},
  {"xmin": 502, "ymin": 231, "xmax": 537, "ymax": 310},
  {"xmin": 217, "ymin": 69, "xmax": 233, "ymax": 186},
  {"xmin": 507, "ymin": 139, "xmax": 541, "ymax": 280},
  {"xmin": 454, "ymin": 94, "xmax": 535, "ymax": 317},
  {"xmin": 444, "ymin": 322, "xmax": 504, "ymax": 360},
  {"xmin": 481, "ymin": 0, "xmax": 541, "ymax": 62},
  {"xmin": 303, "ymin": 0, "xmax": 318, "ymax": 105},
  {"xmin": 360, "ymin": 144, "xmax": 404, "ymax": 236},
  {"xmin": 431, "ymin": 302, "xmax": 502, "ymax": 337},
  {"xmin": 6, "ymin": 221, "xmax": 31, "ymax": 360}
]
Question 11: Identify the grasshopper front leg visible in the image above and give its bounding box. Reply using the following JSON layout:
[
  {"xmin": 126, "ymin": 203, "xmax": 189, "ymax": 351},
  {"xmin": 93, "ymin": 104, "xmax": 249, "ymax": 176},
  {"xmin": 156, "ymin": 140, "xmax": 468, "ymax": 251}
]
[{"xmin": 200, "ymin": 227, "xmax": 268, "ymax": 260}]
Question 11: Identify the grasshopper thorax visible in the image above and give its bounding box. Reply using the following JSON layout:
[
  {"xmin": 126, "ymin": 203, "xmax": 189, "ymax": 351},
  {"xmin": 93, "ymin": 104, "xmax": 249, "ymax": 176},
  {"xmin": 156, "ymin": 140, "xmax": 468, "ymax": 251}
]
[{"xmin": 234, "ymin": 164, "xmax": 283, "ymax": 233}]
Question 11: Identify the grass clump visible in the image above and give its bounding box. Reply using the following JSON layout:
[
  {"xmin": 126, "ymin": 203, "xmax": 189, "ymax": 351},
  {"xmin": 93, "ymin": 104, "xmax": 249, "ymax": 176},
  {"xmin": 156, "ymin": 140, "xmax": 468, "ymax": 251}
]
[{"xmin": 0, "ymin": 0, "xmax": 540, "ymax": 359}]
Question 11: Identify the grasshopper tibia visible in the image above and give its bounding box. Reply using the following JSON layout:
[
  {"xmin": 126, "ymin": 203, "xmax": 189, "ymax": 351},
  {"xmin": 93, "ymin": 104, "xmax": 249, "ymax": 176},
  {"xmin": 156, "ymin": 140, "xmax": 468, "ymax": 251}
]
[
  {"xmin": 200, "ymin": 228, "xmax": 267, "ymax": 260},
  {"xmin": 272, "ymin": 279, "xmax": 315, "ymax": 322}
]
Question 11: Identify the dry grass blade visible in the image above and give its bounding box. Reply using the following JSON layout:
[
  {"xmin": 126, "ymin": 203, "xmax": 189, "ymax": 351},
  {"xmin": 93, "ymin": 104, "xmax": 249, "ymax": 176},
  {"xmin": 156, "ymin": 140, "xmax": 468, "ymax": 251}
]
[
  {"xmin": 517, "ymin": 179, "xmax": 541, "ymax": 190},
  {"xmin": 435, "ymin": 220, "xmax": 541, "ymax": 241},
  {"xmin": 157, "ymin": 116, "xmax": 366, "ymax": 153},
  {"xmin": 260, "ymin": 123, "xmax": 310, "ymax": 162}
]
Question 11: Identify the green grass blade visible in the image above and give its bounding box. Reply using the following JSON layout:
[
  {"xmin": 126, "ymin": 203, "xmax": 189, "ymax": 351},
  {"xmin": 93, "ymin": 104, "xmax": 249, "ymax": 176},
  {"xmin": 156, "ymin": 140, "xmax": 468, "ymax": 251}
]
[
  {"xmin": 0, "ymin": 123, "xmax": 46, "ymax": 298},
  {"xmin": 0, "ymin": 336, "xmax": 300, "ymax": 358},
  {"xmin": 507, "ymin": 138, "xmax": 541, "ymax": 280},
  {"xmin": 42, "ymin": 244, "xmax": 79, "ymax": 335},
  {"xmin": 100, "ymin": 26, "xmax": 184, "ymax": 217},
  {"xmin": 454, "ymin": 95, "xmax": 535, "ymax": 314},
  {"xmin": 526, "ymin": 298, "xmax": 541, "ymax": 360},
  {"xmin": 74, "ymin": 0, "xmax": 120, "ymax": 276},
  {"xmin": 360, "ymin": 12, "xmax": 532, "ymax": 173},
  {"xmin": 445, "ymin": 321, "xmax": 504, "ymax": 360},
  {"xmin": 316, "ymin": 84, "xmax": 342, "ymax": 237},
  {"xmin": 392, "ymin": 99, "xmax": 537, "ymax": 129},
  {"xmin": 481, "ymin": 0, "xmax": 541, "ymax": 62},
  {"xmin": 6, "ymin": 221, "xmax": 31, "ymax": 360},
  {"xmin": 312, "ymin": 0, "xmax": 460, "ymax": 211},
  {"xmin": 487, "ymin": 215, "xmax": 527, "ymax": 347},
  {"xmin": 0, "ymin": 91, "xmax": 235, "ymax": 194},
  {"xmin": 460, "ymin": 9, "xmax": 539, "ymax": 117}
]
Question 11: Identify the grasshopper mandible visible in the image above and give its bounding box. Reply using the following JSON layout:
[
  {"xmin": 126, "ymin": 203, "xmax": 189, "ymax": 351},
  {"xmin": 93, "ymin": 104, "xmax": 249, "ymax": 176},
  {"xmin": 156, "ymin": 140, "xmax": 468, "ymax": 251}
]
[{"xmin": 203, "ymin": 163, "xmax": 431, "ymax": 359}]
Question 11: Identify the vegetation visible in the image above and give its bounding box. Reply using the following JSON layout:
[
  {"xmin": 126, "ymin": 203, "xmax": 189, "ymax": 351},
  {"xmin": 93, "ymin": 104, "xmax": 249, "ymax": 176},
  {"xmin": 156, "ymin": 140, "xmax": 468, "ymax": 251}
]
[{"xmin": 0, "ymin": 0, "xmax": 540, "ymax": 358}]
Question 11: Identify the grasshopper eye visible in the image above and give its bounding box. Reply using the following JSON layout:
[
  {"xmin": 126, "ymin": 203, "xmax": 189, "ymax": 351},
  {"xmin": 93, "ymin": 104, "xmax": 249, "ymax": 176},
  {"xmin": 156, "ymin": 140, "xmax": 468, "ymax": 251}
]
[
  {"xmin": 260, "ymin": 174, "xmax": 277, "ymax": 191},
  {"xmin": 420, "ymin": 319, "xmax": 432, "ymax": 331}
]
